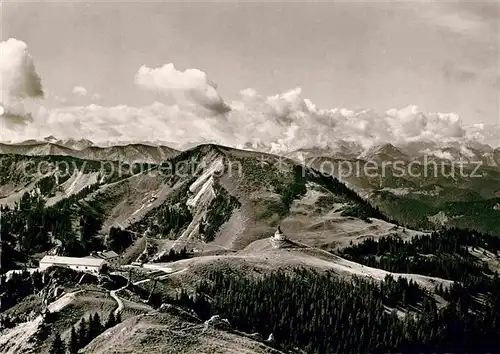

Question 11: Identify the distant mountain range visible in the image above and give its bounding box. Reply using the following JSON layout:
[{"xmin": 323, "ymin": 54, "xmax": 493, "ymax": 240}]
[
  {"xmin": 5, "ymin": 135, "xmax": 499, "ymax": 168},
  {"xmin": 0, "ymin": 136, "xmax": 178, "ymax": 164},
  {"xmin": 288, "ymin": 141, "xmax": 500, "ymax": 167},
  {"xmin": 1, "ymin": 136, "xmax": 498, "ymax": 235}
]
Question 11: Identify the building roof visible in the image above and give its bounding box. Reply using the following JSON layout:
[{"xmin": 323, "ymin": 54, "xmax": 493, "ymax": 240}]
[
  {"xmin": 98, "ymin": 250, "xmax": 119, "ymax": 259},
  {"xmin": 87, "ymin": 250, "xmax": 119, "ymax": 261},
  {"xmin": 40, "ymin": 256, "xmax": 105, "ymax": 267}
]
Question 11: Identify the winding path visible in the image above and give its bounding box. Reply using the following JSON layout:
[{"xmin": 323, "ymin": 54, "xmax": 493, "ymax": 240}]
[{"xmin": 110, "ymin": 286, "xmax": 126, "ymax": 317}]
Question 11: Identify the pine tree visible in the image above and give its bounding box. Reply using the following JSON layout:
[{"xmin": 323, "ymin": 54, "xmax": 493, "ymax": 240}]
[
  {"xmin": 86, "ymin": 313, "xmax": 95, "ymax": 343},
  {"xmin": 88, "ymin": 312, "xmax": 102, "ymax": 341},
  {"xmin": 93, "ymin": 312, "xmax": 102, "ymax": 333},
  {"xmin": 68, "ymin": 326, "xmax": 79, "ymax": 354},
  {"xmin": 105, "ymin": 311, "xmax": 116, "ymax": 329},
  {"xmin": 78, "ymin": 317, "xmax": 87, "ymax": 347},
  {"xmin": 49, "ymin": 332, "xmax": 66, "ymax": 354}
]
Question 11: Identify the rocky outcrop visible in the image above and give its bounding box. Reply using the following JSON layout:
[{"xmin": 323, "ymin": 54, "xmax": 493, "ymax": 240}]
[{"xmin": 203, "ymin": 315, "xmax": 232, "ymax": 332}]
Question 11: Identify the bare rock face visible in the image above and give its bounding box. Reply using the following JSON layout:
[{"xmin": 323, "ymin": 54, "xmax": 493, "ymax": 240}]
[{"xmin": 204, "ymin": 315, "xmax": 232, "ymax": 331}]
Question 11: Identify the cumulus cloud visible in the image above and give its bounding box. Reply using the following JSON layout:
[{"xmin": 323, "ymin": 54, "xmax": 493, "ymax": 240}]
[
  {"xmin": 0, "ymin": 102, "xmax": 237, "ymax": 149},
  {"xmin": 72, "ymin": 86, "xmax": 88, "ymax": 96},
  {"xmin": 135, "ymin": 63, "xmax": 230, "ymax": 114},
  {"xmin": 0, "ymin": 45, "xmax": 496, "ymax": 152},
  {"xmin": 228, "ymin": 88, "xmax": 476, "ymax": 153},
  {"xmin": 0, "ymin": 38, "xmax": 43, "ymax": 120},
  {"xmin": 3, "ymin": 85, "xmax": 496, "ymax": 153}
]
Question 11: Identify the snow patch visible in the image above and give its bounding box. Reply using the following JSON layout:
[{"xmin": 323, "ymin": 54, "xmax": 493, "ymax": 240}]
[
  {"xmin": 46, "ymin": 171, "xmax": 99, "ymax": 206},
  {"xmin": 382, "ymin": 187, "xmax": 411, "ymax": 196},
  {"xmin": 422, "ymin": 148, "xmax": 454, "ymax": 161},
  {"xmin": 187, "ymin": 176, "xmax": 216, "ymax": 209},
  {"xmin": 460, "ymin": 145, "xmax": 475, "ymax": 158},
  {"xmin": 428, "ymin": 211, "xmax": 448, "ymax": 226},
  {"xmin": 188, "ymin": 157, "xmax": 224, "ymax": 193},
  {"xmin": 186, "ymin": 157, "xmax": 224, "ymax": 210},
  {"xmin": 4, "ymin": 268, "xmax": 37, "ymax": 282},
  {"xmin": 47, "ymin": 291, "xmax": 79, "ymax": 312}
]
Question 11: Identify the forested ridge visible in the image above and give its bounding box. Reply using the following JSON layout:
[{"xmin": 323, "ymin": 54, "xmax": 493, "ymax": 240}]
[
  {"xmin": 340, "ymin": 228, "xmax": 500, "ymax": 282},
  {"xmin": 182, "ymin": 267, "xmax": 500, "ymax": 354},
  {"xmin": 169, "ymin": 228, "xmax": 500, "ymax": 353}
]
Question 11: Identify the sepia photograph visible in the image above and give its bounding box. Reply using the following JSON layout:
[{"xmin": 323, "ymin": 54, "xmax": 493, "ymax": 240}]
[{"xmin": 0, "ymin": 1, "xmax": 499, "ymax": 353}]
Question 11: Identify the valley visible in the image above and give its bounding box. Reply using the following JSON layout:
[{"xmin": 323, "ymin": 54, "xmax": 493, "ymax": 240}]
[{"xmin": 0, "ymin": 142, "xmax": 499, "ymax": 353}]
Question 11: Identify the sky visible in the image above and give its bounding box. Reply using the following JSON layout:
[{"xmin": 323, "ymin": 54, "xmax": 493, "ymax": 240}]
[{"xmin": 0, "ymin": 0, "xmax": 499, "ymax": 150}]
